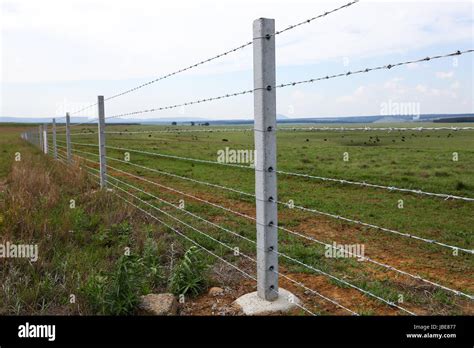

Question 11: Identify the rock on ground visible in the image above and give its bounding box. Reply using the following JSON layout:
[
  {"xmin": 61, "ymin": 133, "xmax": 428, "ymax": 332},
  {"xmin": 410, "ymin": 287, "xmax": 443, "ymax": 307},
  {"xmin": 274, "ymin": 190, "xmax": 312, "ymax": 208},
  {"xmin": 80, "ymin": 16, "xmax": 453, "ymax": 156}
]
[
  {"xmin": 208, "ymin": 287, "xmax": 224, "ymax": 296},
  {"xmin": 138, "ymin": 293, "xmax": 178, "ymax": 315}
]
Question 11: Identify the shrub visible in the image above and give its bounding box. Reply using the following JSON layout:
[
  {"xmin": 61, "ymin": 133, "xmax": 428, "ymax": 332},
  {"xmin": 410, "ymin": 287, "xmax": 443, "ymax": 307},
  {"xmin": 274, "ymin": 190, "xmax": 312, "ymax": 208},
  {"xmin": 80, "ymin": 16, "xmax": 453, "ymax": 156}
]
[
  {"xmin": 83, "ymin": 255, "xmax": 146, "ymax": 315},
  {"xmin": 168, "ymin": 246, "xmax": 208, "ymax": 297}
]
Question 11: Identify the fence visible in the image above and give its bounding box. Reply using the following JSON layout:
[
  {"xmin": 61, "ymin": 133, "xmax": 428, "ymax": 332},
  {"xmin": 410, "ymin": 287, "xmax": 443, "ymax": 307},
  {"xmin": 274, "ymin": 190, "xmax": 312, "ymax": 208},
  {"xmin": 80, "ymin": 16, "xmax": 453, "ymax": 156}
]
[{"xmin": 21, "ymin": 1, "xmax": 473, "ymax": 315}]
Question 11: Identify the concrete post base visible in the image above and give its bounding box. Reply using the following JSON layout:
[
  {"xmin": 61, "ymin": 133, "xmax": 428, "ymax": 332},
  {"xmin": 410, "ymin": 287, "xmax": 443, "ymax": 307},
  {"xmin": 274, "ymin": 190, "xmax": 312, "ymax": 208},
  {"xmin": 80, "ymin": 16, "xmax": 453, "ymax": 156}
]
[{"xmin": 233, "ymin": 288, "xmax": 300, "ymax": 315}]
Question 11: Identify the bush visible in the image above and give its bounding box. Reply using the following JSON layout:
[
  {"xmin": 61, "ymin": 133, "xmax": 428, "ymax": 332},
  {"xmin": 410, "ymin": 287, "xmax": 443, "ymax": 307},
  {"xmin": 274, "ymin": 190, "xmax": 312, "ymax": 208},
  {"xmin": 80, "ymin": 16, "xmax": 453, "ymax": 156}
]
[
  {"xmin": 168, "ymin": 246, "xmax": 208, "ymax": 297},
  {"xmin": 142, "ymin": 238, "xmax": 165, "ymax": 290},
  {"xmin": 83, "ymin": 255, "xmax": 146, "ymax": 315}
]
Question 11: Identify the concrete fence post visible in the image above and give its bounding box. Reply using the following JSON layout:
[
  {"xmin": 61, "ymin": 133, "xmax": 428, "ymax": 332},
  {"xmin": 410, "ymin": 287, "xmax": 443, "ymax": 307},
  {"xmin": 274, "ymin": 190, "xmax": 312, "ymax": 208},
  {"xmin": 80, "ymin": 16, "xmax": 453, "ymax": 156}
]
[
  {"xmin": 39, "ymin": 125, "xmax": 43, "ymax": 150},
  {"xmin": 97, "ymin": 96, "xmax": 107, "ymax": 188},
  {"xmin": 43, "ymin": 123, "xmax": 48, "ymax": 154},
  {"xmin": 253, "ymin": 17, "xmax": 278, "ymax": 301},
  {"xmin": 52, "ymin": 118, "xmax": 58, "ymax": 160},
  {"xmin": 66, "ymin": 113, "xmax": 72, "ymax": 163}
]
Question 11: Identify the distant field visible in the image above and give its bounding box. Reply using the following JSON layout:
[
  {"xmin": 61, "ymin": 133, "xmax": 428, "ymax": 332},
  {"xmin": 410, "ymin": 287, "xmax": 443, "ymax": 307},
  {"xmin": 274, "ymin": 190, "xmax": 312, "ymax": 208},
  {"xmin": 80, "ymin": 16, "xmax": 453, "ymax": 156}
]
[{"xmin": 1, "ymin": 123, "xmax": 473, "ymax": 315}]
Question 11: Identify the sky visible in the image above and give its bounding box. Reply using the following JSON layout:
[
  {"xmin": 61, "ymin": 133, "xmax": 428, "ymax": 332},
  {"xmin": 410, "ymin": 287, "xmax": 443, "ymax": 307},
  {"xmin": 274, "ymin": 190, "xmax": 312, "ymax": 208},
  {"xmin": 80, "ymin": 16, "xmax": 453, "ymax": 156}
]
[{"xmin": 0, "ymin": 0, "xmax": 473, "ymax": 120}]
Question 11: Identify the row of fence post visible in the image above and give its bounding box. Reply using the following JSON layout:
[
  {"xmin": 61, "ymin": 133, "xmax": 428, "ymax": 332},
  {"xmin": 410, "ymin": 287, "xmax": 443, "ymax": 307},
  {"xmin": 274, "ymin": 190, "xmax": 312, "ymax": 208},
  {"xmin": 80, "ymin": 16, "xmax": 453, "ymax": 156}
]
[{"xmin": 20, "ymin": 17, "xmax": 279, "ymax": 303}]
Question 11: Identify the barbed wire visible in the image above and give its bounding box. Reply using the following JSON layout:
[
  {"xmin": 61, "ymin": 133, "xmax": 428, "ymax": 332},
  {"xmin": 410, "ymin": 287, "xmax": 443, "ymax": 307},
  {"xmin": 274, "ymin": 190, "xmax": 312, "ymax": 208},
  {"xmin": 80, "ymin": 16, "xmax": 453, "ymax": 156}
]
[
  {"xmin": 278, "ymin": 199, "xmax": 473, "ymax": 255},
  {"xmin": 110, "ymin": 186, "xmax": 261, "ymax": 285},
  {"xmin": 73, "ymin": 49, "xmax": 473, "ymax": 124},
  {"xmin": 98, "ymin": 160, "xmax": 474, "ymax": 300},
  {"xmin": 100, "ymin": 143, "xmax": 474, "ymax": 202},
  {"xmin": 64, "ymin": 147, "xmax": 473, "ymax": 300},
  {"xmin": 80, "ymin": 161, "xmax": 344, "ymax": 315},
  {"xmin": 106, "ymin": 89, "xmax": 254, "ymax": 120},
  {"xmin": 105, "ymin": 174, "xmax": 389, "ymax": 315},
  {"xmin": 275, "ymin": 49, "xmax": 473, "ymax": 89},
  {"xmin": 281, "ymin": 126, "xmax": 474, "ymax": 132},
  {"xmin": 101, "ymin": 167, "xmax": 418, "ymax": 314},
  {"xmin": 66, "ymin": 125, "xmax": 474, "ymax": 136},
  {"xmin": 105, "ymin": 155, "xmax": 472, "ymax": 254},
  {"xmin": 50, "ymin": 147, "xmax": 474, "ymax": 308},
  {"xmin": 92, "ymin": 0, "xmax": 359, "ymax": 104},
  {"xmin": 276, "ymin": 170, "xmax": 474, "ymax": 202},
  {"xmin": 105, "ymin": 177, "xmax": 323, "ymax": 315},
  {"xmin": 69, "ymin": 102, "xmax": 98, "ymax": 116}
]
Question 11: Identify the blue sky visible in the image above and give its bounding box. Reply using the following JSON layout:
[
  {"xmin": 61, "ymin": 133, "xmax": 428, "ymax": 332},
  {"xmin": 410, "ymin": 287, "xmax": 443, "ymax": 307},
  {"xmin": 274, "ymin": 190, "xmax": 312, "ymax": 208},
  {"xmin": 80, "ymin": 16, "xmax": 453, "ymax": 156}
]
[{"xmin": 1, "ymin": 0, "xmax": 473, "ymax": 120}]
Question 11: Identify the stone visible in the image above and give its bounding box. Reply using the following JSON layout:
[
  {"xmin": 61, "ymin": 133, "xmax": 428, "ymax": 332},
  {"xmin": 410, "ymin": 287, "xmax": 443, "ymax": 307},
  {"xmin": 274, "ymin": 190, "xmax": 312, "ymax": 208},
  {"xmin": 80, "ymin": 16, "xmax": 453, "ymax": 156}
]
[
  {"xmin": 208, "ymin": 287, "xmax": 224, "ymax": 296},
  {"xmin": 233, "ymin": 288, "xmax": 300, "ymax": 315},
  {"xmin": 138, "ymin": 293, "xmax": 178, "ymax": 315}
]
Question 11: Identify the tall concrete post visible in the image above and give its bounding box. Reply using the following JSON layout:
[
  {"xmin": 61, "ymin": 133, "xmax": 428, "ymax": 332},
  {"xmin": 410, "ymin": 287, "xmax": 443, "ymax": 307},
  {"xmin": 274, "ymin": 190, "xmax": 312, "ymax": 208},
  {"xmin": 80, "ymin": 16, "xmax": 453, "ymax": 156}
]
[
  {"xmin": 66, "ymin": 113, "xmax": 72, "ymax": 163},
  {"xmin": 97, "ymin": 96, "xmax": 107, "ymax": 188},
  {"xmin": 39, "ymin": 125, "xmax": 43, "ymax": 150},
  {"xmin": 43, "ymin": 123, "xmax": 48, "ymax": 154},
  {"xmin": 52, "ymin": 118, "xmax": 58, "ymax": 159},
  {"xmin": 253, "ymin": 18, "xmax": 278, "ymax": 301}
]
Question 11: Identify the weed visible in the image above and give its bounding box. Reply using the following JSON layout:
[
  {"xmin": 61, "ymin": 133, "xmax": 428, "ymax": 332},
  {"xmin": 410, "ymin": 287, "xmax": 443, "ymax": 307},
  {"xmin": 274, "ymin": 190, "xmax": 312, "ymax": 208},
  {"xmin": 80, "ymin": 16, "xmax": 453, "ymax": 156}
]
[{"xmin": 169, "ymin": 246, "xmax": 209, "ymax": 297}]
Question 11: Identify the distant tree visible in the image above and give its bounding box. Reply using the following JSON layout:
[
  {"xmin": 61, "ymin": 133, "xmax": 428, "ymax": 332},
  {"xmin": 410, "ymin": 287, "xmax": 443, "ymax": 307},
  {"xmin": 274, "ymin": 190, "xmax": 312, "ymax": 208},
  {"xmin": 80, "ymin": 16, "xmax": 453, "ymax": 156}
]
[
  {"xmin": 171, "ymin": 122, "xmax": 177, "ymax": 126},
  {"xmin": 203, "ymin": 122, "xmax": 210, "ymax": 126},
  {"xmin": 190, "ymin": 122, "xmax": 195, "ymax": 126}
]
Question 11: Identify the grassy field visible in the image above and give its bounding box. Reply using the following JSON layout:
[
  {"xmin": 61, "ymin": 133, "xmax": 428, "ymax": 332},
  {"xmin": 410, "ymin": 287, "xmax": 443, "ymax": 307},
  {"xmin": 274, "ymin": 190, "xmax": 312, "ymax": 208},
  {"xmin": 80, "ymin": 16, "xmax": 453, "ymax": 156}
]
[{"xmin": 1, "ymin": 123, "xmax": 473, "ymax": 315}]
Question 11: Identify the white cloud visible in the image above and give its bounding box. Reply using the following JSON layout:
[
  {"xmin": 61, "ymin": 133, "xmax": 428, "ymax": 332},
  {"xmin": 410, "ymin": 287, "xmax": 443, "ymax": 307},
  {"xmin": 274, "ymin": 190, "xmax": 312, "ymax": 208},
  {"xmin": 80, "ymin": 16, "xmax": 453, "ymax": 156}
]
[
  {"xmin": 435, "ymin": 71, "xmax": 454, "ymax": 79},
  {"xmin": 450, "ymin": 81, "xmax": 460, "ymax": 89},
  {"xmin": 415, "ymin": 84, "xmax": 428, "ymax": 93},
  {"xmin": 1, "ymin": 0, "xmax": 473, "ymax": 84},
  {"xmin": 1, "ymin": 0, "xmax": 473, "ymax": 117}
]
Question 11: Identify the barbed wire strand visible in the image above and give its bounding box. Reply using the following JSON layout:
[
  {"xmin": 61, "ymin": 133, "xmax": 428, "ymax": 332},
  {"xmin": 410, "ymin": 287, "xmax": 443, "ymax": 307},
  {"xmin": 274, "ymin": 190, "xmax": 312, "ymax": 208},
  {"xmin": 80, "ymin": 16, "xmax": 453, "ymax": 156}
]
[
  {"xmin": 104, "ymin": 175, "xmax": 363, "ymax": 315},
  {"xmin": 65, "ymin": 125, "xmax": 474, "ymax": 136},
  {"xmin": 85, "ymin": 0, "xmax": 359, "ymax": 105},
  {"xmin": 101, "ymin": 155, "xmax": 473, "ymax": 255},
  {"xmin": 77, "ymin": 49, "xmax": 473, "ymax": 124},
  {"xmin": 276, "ymin": 50, "xmax": 473, "ymax": 89},
  {"xmin": 77, "ymin": 156, "xmax": 408, "ymax": 313},
  {"xmin": 106, "ymin": 171, "xmax": 416, "ymax": 315},
  {"xmin": 70, "ymin": 148, "xmax": 474, "ymax": 302},
  {"xmin": 97, "ymin": 142, "xmax": 474, "ymax": 202},
  {"xmin": 105, "ymin": 177, "xmax": 320, "ymax": 315},
  {"xmin": 97, "ymin": 161, "xmax": 471, "ymax": 296}
]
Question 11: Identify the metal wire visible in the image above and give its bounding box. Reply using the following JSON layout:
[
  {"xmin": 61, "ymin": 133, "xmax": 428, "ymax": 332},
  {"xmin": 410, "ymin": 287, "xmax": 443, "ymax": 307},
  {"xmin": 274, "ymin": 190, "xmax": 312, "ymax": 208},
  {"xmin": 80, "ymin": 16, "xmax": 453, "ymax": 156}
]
[
  {"xmin": 275, "ymin": 50, "xmax": 474, "ymax": 89},
  {"xmin": 106, "ymin": 178, "xmax": 324, "ymax": 315},
  {"xmin": 70, "ymin": 102, "xmax": 98, "ymax": 116},
  {"xmin": 94, "ymin": 0, "xmax": 359, "ymax": 103},
  {"xmin": 73, "ymin": 49, "xmax": 473, "ymax": 126},
  {"xmin": 76, "ymin": 156, "xmax": 415, "ymax": 312},
  {"xmin": 72, "ymin": 126, "xmax": 474, "ymax": 136},
  {"xmin": 273, "ymin": 0, "xmax": 359, "ymax": 37},
  {"xmin": 106, "ymin": 89, "xmax": 254, "ymax": 120},
  {"xmin": 100, "ymin": 155, "xmax": 473, "ymax": 255},
  {"xmin": 107, "ymin": 169, "xmax": 419, "ymax": 314},
  {"xmin": 111, "ymin": 187, "xmax": 259, "ymax": 282},
  {"xmin": 99, "ymin": 142, "xmax": 474, "ymax": 202},
  {"xmin": 65, "ymin": 144, "xmax": 474, "ymax": 258},
  {"xmin": 105, "ymin": 174, "xmax": 362, "ymax": 315},
  {"xmin": 68, "ymin": 150, "xmax": 474, "ymax": 300},
  {"xmin": 281, "ymin": 126, "xmax": 474, "ymax": 132},
  {"xmin": 276, "ymin": 170, "xmax": 474, "ymax": 202},
  {"xmin": 278, "ymin": 199, "xmax": 473, "ymax": 255}
]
